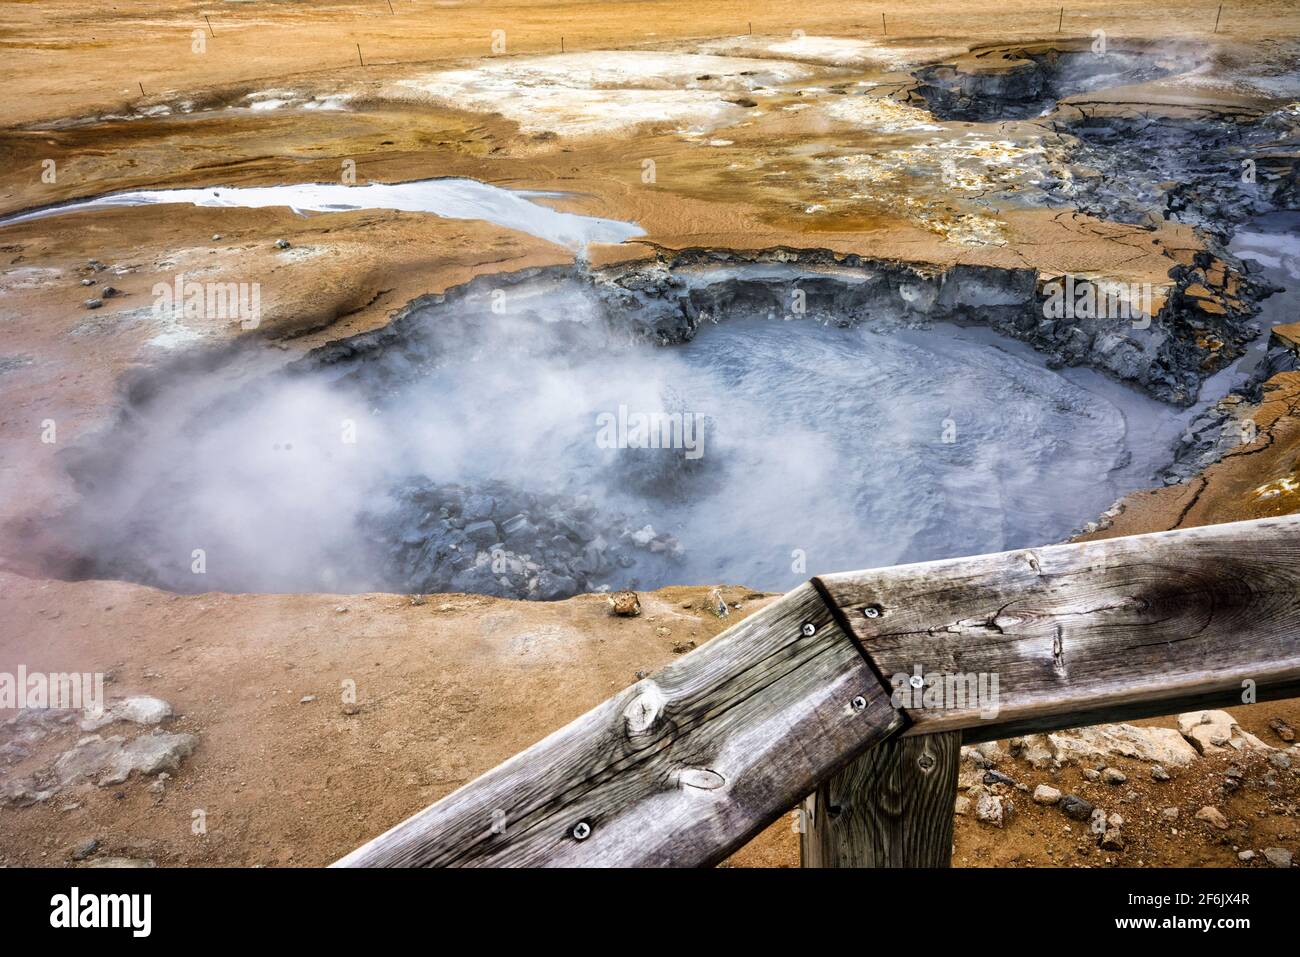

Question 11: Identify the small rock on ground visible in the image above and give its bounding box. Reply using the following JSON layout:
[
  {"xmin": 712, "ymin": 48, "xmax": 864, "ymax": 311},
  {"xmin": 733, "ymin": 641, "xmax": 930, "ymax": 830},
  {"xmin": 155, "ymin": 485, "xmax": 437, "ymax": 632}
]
[
  {"xmin": 1178, "ymin": 710, "xmax": 1271, "ymax": 754},
  {"xmin": 609, "ymin": 591, "xmax": 641, "ymax": 617},
  {"xmin": 975, "ymin": 793, "xmax": 1012, "ymax": 828},
  {"xmin": 1269, "ymin": 716, "xmax": 1295, "ymax": 743},
  {"xmin": 1194, "ymin": 805, "xmax": 1229, "ymax": 829},
  {"xmin": 1032, "ymin": 784, "xmax": 1061, "ymax": 805},
  {"xmin": 1059, "ymin": 794, "xmax": 1094, "ymax": 821},
  {"xmin": 1262, "ymin": 847, "xmax": 1293, "ymax": 868}
]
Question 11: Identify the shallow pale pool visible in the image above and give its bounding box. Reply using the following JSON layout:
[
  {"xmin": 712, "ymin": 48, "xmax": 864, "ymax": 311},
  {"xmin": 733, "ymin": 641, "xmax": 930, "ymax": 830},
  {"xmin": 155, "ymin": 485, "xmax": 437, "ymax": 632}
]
[{"xmin": 0, "ymin": 179, "xmax": 644, "ymax": 251}]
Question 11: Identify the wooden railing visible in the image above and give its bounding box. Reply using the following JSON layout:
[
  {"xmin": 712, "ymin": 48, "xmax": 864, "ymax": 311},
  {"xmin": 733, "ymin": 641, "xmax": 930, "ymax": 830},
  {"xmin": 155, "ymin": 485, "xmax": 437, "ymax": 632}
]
[{"xmin": 335, "ymin": 515, "xmax": 1300, "ymax": 867}]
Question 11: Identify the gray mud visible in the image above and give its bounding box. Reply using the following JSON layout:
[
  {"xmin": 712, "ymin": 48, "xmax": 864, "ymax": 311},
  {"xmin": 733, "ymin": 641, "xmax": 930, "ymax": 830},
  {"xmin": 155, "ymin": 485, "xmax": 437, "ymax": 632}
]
[{"xmin": 36, "ymin": 258, "xmax": 1285, "ymax": 599}]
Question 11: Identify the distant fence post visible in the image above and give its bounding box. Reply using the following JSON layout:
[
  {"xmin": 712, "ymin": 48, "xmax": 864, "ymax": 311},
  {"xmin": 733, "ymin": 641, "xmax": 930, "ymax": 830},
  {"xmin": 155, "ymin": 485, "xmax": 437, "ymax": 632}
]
[{"xmin": 801, "ymin": 731, "xmax": 960, "ymax": 867}]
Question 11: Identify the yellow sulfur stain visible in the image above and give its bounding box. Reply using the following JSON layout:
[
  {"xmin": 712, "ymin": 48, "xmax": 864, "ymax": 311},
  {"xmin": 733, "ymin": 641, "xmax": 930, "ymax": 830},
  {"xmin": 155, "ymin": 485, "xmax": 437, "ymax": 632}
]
[{"xmin": 1252, "ymin": 476, "xmax": 1300, "ymax": 501}]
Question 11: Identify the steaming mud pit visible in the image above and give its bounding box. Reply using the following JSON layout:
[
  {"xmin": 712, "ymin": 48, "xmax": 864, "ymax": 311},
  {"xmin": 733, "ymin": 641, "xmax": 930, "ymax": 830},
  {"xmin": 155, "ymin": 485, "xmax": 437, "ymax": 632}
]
[{"xmin": 40, "ymin": 266, "xmax": 1238, "ymax": 600}]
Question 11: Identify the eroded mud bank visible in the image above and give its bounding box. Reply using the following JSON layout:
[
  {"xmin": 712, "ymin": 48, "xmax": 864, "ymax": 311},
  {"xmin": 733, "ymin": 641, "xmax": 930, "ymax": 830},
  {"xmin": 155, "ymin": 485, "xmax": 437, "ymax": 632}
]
[
  {"xmin": 913, "ymin": 42, "xmax": 1184, "ymax": 121},
  {"xmin": 599, "ymin": 249, "xmax": 1275, "ymax": 406}
]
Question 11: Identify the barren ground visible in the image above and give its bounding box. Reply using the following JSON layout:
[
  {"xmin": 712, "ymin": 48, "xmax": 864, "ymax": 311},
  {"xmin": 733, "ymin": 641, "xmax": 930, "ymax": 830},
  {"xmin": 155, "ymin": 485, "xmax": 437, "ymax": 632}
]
[{"xmin": 1, "ymin": 0, "xmax": 1299, "ymax": 867}]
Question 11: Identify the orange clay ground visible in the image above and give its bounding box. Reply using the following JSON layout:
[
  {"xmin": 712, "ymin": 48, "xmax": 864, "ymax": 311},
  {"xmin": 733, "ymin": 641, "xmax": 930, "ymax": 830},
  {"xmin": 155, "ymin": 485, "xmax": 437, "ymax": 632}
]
[{"xmin": 0, "ymin": 0, "xmax": 1298, "ymax": 866}]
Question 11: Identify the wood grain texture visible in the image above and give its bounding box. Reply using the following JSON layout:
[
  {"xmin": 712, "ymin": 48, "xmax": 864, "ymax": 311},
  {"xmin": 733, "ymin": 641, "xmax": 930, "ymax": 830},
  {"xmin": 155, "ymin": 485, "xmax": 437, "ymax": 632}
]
[
  {"xmin": 816, "ymin": 515, "xmax": 1300, "ymax": 738},
  {"xmin": 801, "ymin": 730, "xmax": 960, "ymax": 868},
  {"xmin": 961, "ymin": 677, "xmax": 1300, "ymax": 744},
  {"xmin": 335, "ymin": 584, "xmax": 904, "ymax": 867}
]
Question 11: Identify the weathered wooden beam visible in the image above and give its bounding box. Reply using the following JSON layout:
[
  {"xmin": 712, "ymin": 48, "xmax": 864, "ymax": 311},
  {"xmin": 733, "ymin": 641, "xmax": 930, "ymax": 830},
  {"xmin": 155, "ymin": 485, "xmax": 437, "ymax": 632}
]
[
  {"xmin": 800, "ymin": 730, "xmax": 960, "ymax": 868},
  {"xmin": 340, "ymin": 515, "xmax": 1300, "ymax": 867},
  {"xmin": 816, "ymin": 515, "xmax": 1300, "ymax": 740},
  {"xmin": 335, "ymin": 584, "xmax": 904, "ymax": 867}
]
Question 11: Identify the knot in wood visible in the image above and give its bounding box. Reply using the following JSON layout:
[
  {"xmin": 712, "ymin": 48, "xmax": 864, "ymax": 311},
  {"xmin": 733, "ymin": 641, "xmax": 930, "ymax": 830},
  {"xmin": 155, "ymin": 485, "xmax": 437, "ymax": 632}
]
[
  {"xmin": 678, "ymin": 768, "xmax": 726, "ymax": 791},
  {"xmin": 623, "ymin": 683, "xmax": 667, "ymax": 736}
]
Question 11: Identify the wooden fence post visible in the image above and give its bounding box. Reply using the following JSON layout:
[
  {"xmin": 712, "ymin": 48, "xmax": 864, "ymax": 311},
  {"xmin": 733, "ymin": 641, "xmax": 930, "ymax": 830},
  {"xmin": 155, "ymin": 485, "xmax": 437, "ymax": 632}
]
[{"xmin": 801, "ymin": 730, "xmax": 960, "ymax": 867}]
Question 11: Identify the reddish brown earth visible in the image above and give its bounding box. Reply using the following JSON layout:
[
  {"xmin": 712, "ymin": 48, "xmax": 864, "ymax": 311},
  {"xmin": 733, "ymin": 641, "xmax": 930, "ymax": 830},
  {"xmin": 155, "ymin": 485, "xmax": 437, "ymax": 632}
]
[{"xmin": 1, "ymin": 568, "xmax": 1297, "ymax": 868}]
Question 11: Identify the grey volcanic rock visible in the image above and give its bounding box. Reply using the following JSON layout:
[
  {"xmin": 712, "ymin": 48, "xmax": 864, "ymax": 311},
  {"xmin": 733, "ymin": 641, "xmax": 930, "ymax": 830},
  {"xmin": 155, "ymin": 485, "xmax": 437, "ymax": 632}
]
[
  {"xmin": 463, "ymin": 520, "xmax": 499, "ymax": 548},
  {"xmin": 1059, "ymin": 794, "xmax": 1095, "ymax": 821},
  {"xmin": 80, "ymin": 695, "xmax": 172, "ymax": 732},
  {"xmin": 1018, "ymin": 725, "xmax": 1199, "ymax": 768},
  {"xmin": 462, "ymin": 494, "xmax": 496, "ymax": 521},
  {"xmin": 1045, "ymin": 106, "xmax": 1300, "ymax": 242},
  {"xmin": 365, "ymin": 478, "xmax": 681, "ymax": 601},
  {"xmin": 103, "ymin": 732, "xmax": 198, "ymax": 782},
  {"xmin": 54, "ymin": 735, "xmax": 127, "ymax": 786},
  {"xmin": 1262, "ymin": 847, "xmax": 1293, "ymax": 868},
  {"xmin": 51, "ymin": 730, "xmax": 198, "ymax": 789}
]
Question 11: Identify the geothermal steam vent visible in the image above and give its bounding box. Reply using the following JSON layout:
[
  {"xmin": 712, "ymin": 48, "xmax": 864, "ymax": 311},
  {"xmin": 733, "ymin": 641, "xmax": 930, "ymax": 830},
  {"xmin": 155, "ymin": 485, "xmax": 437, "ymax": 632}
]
[{"xmin": 45, "ymin": 263, "xmax": 1211, "ymax": 600}]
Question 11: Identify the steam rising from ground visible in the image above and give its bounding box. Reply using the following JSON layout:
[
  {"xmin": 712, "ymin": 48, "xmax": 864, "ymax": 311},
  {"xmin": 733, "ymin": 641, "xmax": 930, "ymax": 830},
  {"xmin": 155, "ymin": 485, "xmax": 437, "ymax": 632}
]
[{"xmin": 52, "ymin": 274, "xmax": 1196, "ymax": 597}]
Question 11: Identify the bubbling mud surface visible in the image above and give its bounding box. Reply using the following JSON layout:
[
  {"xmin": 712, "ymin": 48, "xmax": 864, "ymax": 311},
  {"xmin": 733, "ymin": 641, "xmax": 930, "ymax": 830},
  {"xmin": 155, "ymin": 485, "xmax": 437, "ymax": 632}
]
[{"xmin": 42, "ymin": 271, "xmax": 1233, "ymax": 599}]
